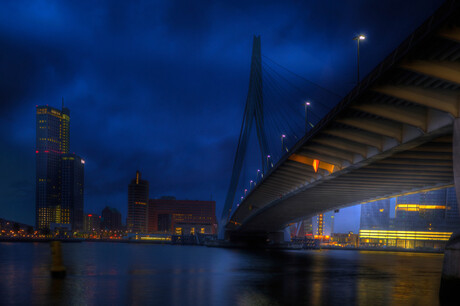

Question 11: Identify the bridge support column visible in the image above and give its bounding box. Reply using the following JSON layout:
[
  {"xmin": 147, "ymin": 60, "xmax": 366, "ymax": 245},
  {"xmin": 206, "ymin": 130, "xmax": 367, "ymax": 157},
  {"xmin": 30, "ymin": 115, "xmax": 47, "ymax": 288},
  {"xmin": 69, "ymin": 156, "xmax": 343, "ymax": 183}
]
[
  {"xmin": 440, "ymin": 117, "xmax": 460, "ymax": 301},
  {"xmin": 267, "ymin": 232, "xmax": 285, "ymax": 244},
  {"xmin": 284, "ymin": 227, "xmax": 291, "ymax": 242}
]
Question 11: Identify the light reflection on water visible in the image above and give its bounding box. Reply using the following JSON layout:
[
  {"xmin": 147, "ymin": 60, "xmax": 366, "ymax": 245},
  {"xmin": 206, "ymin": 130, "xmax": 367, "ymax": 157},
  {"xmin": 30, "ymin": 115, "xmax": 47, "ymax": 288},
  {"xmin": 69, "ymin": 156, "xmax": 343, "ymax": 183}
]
[{"xmin": 0, "ymin": 242, "xmax": 445, "ymax": 305}]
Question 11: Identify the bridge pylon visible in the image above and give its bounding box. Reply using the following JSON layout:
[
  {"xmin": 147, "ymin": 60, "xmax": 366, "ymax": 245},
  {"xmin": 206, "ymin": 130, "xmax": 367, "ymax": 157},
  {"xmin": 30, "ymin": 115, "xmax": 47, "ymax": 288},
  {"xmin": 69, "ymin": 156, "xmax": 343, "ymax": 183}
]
[{"xmin": 219, "ymin": 36, "xmax": 269, "ymax": 237}]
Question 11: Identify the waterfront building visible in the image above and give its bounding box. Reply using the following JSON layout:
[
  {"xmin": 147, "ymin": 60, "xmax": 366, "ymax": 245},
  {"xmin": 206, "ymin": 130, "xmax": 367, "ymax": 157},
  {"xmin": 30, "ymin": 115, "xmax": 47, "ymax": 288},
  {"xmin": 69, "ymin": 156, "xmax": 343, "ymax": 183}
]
[
  {"xmin": 127, "ymin": 171, "xmax": 149, "ymax": 233},
  {"xmin": 312, "ymin": 212, "xmax": 334, "ymax": 239},
  {"xmin": 394, "ymin": 187, "xmax": 460, "ymax": 232},
  {"xmin": 446, "ymin": 187, "xmax": 460, "ymax": 229},
  {"xmin": 360, "ymin": 199, "xmax": 391, "ymax": 230},
  {"xmin": 303, "ymin": 218, "xmax": 313, "ymax": 236},
  {"xmin": 331, "ymin": 232, "xmax": 359, "ymax": 248},
  {"xmin": 36, "ymin": 104, "xmax": 84, "ymax": 231},
  {"xmin": 0, "ymin": 218, "xmax": 33, "ymax": 235},
  {"xmin": 84, "ymin": 213, "xmax": 101, "ymax": 232},
  {"xmin": 148, "ymin": 196, "xmax": 217, "ymax": 234},
  {"xmin": 323, "ymin": 211, "xmax": 335, "ymax": 237},
  {"xmin": 359, "ymin": 187, "xmax": 460, "ymax": 249},
  {"xmin": 101, "ymin": 206, "xmax": 122, "ymax": 230},
  {"xmin": 61, "ymin": 154, "xmax": 84, "ymax": 231},
  {"xmin": 312, "ymin": 214, "xmax": 324, "ymax": 237}
]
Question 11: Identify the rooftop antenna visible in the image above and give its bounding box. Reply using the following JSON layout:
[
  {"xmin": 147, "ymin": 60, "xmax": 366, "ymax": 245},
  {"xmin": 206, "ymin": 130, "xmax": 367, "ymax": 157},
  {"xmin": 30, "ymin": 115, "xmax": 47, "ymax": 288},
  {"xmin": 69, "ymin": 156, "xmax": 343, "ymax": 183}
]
[{"xmin": 62, "ymin": 96, "xmax": 64, "ymax": 109}]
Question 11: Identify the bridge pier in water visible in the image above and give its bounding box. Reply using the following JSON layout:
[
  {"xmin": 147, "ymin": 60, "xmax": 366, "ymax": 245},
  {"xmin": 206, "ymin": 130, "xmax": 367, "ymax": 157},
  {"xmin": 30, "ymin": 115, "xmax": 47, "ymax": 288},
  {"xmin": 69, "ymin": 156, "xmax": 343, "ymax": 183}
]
[
  {"xmin": 224, "ymin": 230, "xmax": 289, "ymax": 247},
  {"xmin": 440, "ymin": 117, "xmax": 460, "ymax": 299}
]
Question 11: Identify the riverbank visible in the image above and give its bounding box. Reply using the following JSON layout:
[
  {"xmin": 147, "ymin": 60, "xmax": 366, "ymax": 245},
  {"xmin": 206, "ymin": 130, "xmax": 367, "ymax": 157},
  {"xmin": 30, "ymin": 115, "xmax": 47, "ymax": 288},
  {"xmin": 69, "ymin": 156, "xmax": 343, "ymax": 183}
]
[
  {"xmin": 320, "ymin": 245, "xmax": 445, "ymax": 254},
  {"xmin": 0, "ymin": 238, "xmax": 447, "ymax": 253}
]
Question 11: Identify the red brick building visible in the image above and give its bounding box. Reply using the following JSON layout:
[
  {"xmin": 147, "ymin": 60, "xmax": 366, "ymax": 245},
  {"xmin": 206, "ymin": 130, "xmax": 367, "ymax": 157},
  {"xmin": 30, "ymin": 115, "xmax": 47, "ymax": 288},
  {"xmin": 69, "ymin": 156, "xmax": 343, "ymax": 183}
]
[{"xmin": 148, "ymin": 197, "xmax": 217, "ymax": 234}]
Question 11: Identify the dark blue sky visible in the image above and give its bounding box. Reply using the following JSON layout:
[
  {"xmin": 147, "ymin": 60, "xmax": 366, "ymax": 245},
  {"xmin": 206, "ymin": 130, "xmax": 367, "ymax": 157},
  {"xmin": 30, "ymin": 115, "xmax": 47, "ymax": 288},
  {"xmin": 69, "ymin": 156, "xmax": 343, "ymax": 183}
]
[{"xmin": 0, "ymin": 0, "xmax": 444, "ymax": 231}]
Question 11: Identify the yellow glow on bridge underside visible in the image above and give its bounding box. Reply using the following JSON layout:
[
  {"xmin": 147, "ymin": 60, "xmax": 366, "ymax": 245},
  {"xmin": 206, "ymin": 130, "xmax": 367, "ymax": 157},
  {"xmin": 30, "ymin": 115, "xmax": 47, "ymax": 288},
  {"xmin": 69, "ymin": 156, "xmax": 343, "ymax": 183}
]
[{"xmin": 288, "ymin": 154, "xmax": 335, "ymax": 173}]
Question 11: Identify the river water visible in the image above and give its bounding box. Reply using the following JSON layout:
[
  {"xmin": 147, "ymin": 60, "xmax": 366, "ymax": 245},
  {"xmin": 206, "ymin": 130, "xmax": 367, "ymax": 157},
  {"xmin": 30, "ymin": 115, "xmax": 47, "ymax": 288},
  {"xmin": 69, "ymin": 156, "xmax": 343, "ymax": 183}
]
[{"xmin": 0, "ymin": 242, "xmax": 446, "ymax": 305}]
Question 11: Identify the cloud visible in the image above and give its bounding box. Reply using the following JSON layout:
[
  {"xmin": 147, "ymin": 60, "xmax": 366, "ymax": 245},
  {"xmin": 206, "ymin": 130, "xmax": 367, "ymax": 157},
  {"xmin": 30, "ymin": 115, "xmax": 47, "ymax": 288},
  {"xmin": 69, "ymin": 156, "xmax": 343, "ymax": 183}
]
[{"xmin": 0, "ymin": 0, "xmax": 445, "ymax": 226}]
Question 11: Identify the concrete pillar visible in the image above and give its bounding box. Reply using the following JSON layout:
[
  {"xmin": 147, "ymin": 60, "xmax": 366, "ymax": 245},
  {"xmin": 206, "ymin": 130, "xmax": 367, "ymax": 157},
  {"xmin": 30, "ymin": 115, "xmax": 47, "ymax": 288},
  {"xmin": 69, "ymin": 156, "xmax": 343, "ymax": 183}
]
[
  {"xmin": 267, "ymin": 231, "xmax": 285, "ymax": 244},
  {"xmin": 283, "ymin": 227, "xmax": 291, "ymax": 242},
  {"xmin": 454, "ymin": 118, "xmax": 460, "ymax": 214},
  {"xmin": 440, "ymin": 118, "xmax": 460, "ymax": 299}
]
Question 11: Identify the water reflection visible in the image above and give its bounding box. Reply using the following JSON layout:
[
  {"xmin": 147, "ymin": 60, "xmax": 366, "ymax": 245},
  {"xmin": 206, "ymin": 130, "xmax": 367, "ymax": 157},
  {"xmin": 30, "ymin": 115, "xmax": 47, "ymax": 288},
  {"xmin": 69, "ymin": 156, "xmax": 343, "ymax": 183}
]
[{"xmin": 0, "ymin": 243, "xmax": 445, "ymax": 305}]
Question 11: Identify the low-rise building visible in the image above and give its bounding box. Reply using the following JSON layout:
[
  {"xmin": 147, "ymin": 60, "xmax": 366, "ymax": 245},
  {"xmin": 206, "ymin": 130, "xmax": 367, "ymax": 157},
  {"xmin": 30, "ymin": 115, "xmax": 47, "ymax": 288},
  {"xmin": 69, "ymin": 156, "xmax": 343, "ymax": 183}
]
[{"xmin": 148, "ymin": 196, "xmax": 217, "ymax": 235}]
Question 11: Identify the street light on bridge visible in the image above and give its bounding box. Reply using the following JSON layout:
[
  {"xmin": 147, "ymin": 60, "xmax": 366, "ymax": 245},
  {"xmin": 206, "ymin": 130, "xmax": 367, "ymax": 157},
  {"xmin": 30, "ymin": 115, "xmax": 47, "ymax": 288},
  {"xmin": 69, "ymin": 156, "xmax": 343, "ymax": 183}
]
[
  {"xmin": 281, "ymin": 134, "xmax": 288, "ymax": 154},
  {"xmin": 267, "ymin": 155, "xmax": 273, "ymax": 169},
  {"xmin": 353, "ymin": 35, "xmax": 366, "ymax": 83},
  {"xmin": 257, "ymin": 169, "xmax": 262, "ymax": 181},
  {"xmin": 305, "ymin": 101, "xmax": 311, "ymax": 132}
]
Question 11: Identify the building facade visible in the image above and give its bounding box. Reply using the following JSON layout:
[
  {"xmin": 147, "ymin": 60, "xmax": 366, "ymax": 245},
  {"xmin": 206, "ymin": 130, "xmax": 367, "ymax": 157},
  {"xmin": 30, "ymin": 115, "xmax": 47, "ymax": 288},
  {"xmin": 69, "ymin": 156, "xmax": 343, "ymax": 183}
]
[
  {"xmin": 84, "ymin": 213, "xmax": 101, "ymax": 232},
  {"xmin": 312, "ymin": 214, "xmax": 324, "ymax": 236},
  {"xmin": 101, "ymin": 206, "xmax": 122, "ymax": 230},
  {"xmin": 61, "ymin": 154, "xmax": 84, "ymax": 231},
  {"xmin": 127, "ymin": 171, "xmax": 149, "ymax": 233},
  {"xmin": 36, "ymin": 104, "xmax": 84, "ymax": 231},
  {"xmin": 148, "ymin": 197, "xmax": 217, "ymax": 235},
  {"xmin": 360, "ymin": 199, "xmax": 391, "ymax": 230},
  {"xmin": 359, "ymin": 187, "xmax": 460, "ymax": 249}
]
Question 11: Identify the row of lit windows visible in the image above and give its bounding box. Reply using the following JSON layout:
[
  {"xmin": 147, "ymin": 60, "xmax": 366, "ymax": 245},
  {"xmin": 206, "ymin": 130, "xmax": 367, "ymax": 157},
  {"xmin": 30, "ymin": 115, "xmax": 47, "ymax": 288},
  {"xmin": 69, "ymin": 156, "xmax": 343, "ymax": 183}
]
[
  {"xmin": 38, "ymin": 138, "xmax": 60, "ymax": 143},
  {"xmin": 174, "ymin": 227, "xmax": 206, "ymax": 235},
  {"xmin": 359, "ymin": 230, "xmax": 452, "ymax": 241},
  {"xmin": 36, "ymin": 109, "xmax": 64, "ymax": 119},
  {"xmin": 395, "ymin": 204, "xmax": 447, "ymax": 212}
]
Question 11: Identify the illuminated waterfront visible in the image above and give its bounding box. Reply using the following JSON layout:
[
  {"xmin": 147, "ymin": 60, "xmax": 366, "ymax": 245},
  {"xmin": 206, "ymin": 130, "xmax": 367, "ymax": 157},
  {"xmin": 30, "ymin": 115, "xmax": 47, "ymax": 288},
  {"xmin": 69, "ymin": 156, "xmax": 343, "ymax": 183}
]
[{"xmin": 0, "ymin": 242, "xmax": 445, "ymax": 305}]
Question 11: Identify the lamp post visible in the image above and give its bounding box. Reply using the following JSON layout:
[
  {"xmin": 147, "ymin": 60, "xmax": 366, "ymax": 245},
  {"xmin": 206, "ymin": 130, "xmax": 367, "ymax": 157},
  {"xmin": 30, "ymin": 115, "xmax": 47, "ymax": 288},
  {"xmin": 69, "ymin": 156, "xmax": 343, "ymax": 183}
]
[
  {"xmin": 257, "ymin": 169, "xmax": 261, "ymax": 181},
  {"xmin": 267, "ymin": 155, "xmax": 272, "ymax": 169},
  {"xmin": 353, "ymin": 35, "xmax": 365, "ymax": 83},
  {"xmin": 281, "ymin": 134, "xmax": 287, "ymax": 154},
  {"xmin": 305, "ymin": 101, "xmax": 311, "ymax": 132}
]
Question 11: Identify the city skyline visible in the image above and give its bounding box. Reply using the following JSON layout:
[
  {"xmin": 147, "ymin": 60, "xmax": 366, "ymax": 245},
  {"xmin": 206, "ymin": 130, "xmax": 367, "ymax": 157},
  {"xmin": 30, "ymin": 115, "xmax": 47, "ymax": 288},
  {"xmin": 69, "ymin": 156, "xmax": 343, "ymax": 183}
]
[
  {"xmin": 1, "ymin": 2, "xmax": 460, "ymax": 305},
  {"xmin": 0, "ymin": 0, "xmax": 445, "ymax": 230}
]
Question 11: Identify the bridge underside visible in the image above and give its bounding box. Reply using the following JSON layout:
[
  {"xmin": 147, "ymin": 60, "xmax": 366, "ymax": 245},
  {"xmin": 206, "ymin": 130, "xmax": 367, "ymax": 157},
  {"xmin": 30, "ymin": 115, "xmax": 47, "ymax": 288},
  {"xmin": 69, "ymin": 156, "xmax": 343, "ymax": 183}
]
[
  {"xmin": 226, "ymin": 0, "xmax": 460, "ymax": 236},
  {"xmin": 236, "ymin": 133, "xmax": 454, "ymax": 233}
]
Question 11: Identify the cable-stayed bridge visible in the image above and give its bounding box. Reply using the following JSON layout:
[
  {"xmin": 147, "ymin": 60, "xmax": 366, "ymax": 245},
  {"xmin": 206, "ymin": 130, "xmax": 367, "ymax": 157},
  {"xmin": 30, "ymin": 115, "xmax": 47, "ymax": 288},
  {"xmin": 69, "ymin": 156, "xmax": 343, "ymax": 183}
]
[{"xmin": 221, "ymin": 0, "xmax": 460, "ymax": 242}]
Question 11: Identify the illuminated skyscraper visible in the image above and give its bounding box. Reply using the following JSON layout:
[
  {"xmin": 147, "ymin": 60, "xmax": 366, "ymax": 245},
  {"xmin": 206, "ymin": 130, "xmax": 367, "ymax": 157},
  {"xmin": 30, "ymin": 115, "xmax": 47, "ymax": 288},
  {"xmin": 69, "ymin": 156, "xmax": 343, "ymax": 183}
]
[
  {"xmin": 127, "ymin": 171, "xmax": 149, "ymax": 233},
  {"xmin": 61, "ymin": 154, "xmax": 85, "ymax": 231},
  {"xmin": 359, "ymin": 188, "xmax": 460, "ymax": 249},
  {"xmin": 312, "ymin": 212, "xmax": 335, "ymax": 237},
  {"xmin": 313, "ymin": 214, "xmax": 324, "ymax": 236},
  {"xmin": 395, "ymin": 188, "xmax": 460, "ymax": 231},
  {"xmin": 36, "ymin": 103, "xmax": 84, "ymax": 231}
]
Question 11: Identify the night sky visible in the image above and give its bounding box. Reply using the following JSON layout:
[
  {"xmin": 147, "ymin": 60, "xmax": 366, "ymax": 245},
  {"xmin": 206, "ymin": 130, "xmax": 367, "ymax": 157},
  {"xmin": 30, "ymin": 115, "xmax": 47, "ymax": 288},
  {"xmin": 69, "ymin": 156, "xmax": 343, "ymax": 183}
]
[{"xmin": 0, "ymin": 0, "xmax": 444, "ymax": 231}]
